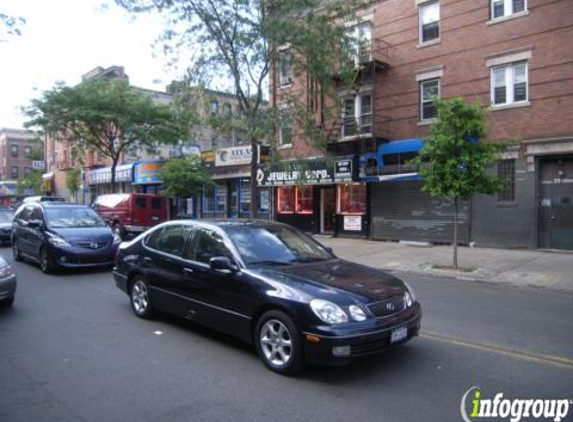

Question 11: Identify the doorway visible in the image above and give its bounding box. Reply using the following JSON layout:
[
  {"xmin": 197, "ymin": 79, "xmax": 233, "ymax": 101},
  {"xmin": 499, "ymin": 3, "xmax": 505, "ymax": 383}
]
[
  {"xmin": 320, "ymin": 187, "xmax": 336, "ymax": 234},
  {"xmin": 539, "ymin": 156, "xmax": 573, "ymax": 249}
]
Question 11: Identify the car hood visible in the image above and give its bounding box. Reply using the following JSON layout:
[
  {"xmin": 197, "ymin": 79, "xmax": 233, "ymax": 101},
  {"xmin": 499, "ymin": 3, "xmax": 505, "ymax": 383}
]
[
  {"xmin": 0, "ymin": 222, "xmax": 12, "ymax": 230},
  {"xmin": 48, "ymin": 226, "xmax": 113, "ymax": 243},
  {"xmin": 252, "ymin": 259, "xmax": 406, "ymax": 303}
]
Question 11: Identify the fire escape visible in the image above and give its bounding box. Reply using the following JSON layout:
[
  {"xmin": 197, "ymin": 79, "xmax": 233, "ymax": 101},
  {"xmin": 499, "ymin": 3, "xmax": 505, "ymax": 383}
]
[{"xmin": 325, "ymin": 37, "xmax": 390, "ymax": 157}]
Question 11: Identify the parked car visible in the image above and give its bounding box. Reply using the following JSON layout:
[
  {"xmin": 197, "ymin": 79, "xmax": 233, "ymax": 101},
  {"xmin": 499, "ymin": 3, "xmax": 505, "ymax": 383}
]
[
  {"xmin": 92, "ymin": 193, "xmax": 168, "ymax": 239},
  {"xmin": 0, "ymin": 255, "xmax": 16, "ymax": 307},
  {"xmin": 0, "ymin": 207, "xmax": 14, "ymax": 245},
  {"xmin": 113, "ymin": 220, "xmax": 421, "ymax": 374},
  {"xmin": 21, "ymin": 196, "xmax": 66, "ymax": 204},
  {"xmin": 12, "ymin": 202, "xmax": 122, "ymax": 273}
]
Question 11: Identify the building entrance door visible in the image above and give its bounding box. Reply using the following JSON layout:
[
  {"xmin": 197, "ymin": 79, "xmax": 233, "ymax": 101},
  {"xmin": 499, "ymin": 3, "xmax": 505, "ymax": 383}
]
[
  {"xmin": 539, "ymin": 156, "xmax": 573, "ymax": 249},
  {"xmin": 320, "ymin": 187, "xmax": 336, "ymax": 234}
]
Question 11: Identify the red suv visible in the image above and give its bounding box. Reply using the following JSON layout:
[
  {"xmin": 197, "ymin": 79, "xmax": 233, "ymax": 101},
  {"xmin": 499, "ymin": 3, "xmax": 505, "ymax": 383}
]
[{"xmin": 92, "ymin": 193, "xmax": 168, "ymax": 239}]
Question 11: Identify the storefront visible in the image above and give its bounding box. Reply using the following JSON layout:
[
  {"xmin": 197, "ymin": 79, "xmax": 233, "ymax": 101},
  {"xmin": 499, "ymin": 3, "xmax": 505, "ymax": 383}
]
[
  {"xmin": 361, "ymin": 139, "xmax": 470, "ymax": 244},
  {"xmin": 87, "ymin": 164, "xmax": 134, "ymax": 202},
  {"xmin": 202, "ymin": 146, "xmax": 270, "ymax": 219},
  {"xmin": 257, "ymin": 156, "xmax": 367, "ymax": 237}
]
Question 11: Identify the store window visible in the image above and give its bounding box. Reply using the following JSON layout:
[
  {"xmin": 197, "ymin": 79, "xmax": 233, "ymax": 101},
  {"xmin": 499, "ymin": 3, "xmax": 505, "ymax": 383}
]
[
  {"xmin": 295, "ymin": 186, "xmax": 313, "ymax": 214},
  {"xmin": 202, "ymin": 185, "xmax": 216, "ymax": 213},
  {"xmin": 240, "ymin": 180, "xmax": 251, "ymax": 215},
  {"xmin": 337, "ymin": 184, "xmax": 366, "ymax": 215},
  {"xmin": 277, "ymin": 186, "xmax": 295, "ymax": 214},
  {"xmin": 216, "ymin": 184, "xmax": 227, "ymax": 214}
]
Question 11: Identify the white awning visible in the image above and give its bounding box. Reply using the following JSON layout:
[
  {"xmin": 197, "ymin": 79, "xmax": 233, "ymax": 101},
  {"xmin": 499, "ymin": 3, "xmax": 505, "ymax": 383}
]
[{"xmin": 42, "ymin": 172, "xmax": 54, "ymax": 180}]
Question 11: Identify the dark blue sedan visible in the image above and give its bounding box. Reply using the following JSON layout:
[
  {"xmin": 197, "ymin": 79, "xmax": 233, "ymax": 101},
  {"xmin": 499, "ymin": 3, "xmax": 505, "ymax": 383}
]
[
  {"xmin": 12, "ymin": 203, "xmax": 121, "ymax": 273},
  {"xmin": 113, "ymin": 220, "xmax": 421, "ymax": 374}
]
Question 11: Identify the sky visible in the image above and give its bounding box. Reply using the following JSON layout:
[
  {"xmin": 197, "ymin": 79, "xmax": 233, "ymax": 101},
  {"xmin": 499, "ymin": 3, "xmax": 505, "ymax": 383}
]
[{"xmin": 0, "ymin": 0, "xmax": 182, "ymax": 129}]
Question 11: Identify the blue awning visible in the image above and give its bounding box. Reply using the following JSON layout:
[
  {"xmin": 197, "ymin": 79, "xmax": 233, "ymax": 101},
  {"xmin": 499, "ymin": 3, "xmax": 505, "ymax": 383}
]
[{"xmin": 379, "ymin": 138, "xmax": 424, "ymax": 155}]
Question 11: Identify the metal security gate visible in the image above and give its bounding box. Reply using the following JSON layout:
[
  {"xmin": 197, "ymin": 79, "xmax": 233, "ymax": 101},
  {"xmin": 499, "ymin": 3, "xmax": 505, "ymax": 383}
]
[
  {"xmin": 539, "ymin": 156, "xmax": 573, "ymax": 250},
  {"xmin": 370, "ymin": 181, "xmax": 470, "ymax": 244}
]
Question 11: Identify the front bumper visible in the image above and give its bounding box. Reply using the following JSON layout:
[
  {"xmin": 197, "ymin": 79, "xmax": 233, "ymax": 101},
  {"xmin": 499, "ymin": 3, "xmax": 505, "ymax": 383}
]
[
  {"xmin": 0, "ymin": 273, "xmax": 17, "ymax": 301},
  {"xmin": 302, "ymin": 303, "xmax": 422, "ymax": 365},
  {"xmin": 49, "ymin": 244, "xmax": 119, "ymax": 269}
]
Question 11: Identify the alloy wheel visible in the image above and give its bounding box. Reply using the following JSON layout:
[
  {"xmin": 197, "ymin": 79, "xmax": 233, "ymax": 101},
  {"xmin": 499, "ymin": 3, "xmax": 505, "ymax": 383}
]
[
  {"xmin": 259, "ymin": 319, "xmax": 293, "ymax": 367},
  {"xmin": 131, "ymin": 280, "xmax": 149, "ymax": 315}
]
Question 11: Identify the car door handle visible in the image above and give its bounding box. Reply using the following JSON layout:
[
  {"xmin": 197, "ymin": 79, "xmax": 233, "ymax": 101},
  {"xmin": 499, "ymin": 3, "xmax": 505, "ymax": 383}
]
[
  {"xmin": 183, "ymin": 268, "xmax": 194, "ymax": 275},
  {"xmin": 143, "ymin": 257, "xmax": 153, "ymax": 266}
]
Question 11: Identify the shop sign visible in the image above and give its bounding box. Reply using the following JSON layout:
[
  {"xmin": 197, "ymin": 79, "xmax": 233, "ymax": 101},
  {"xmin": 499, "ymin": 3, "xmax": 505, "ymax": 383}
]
[
  {"xmin": 32, "ymin": 160, "xmax": 46, "ymax": 169},
  {"xmin": 133, "ymin": 161, "xmax": 165, "ymax": 185},
  {"xmin": 334, "ymin": 159, "xmax": 353, "ymax": 181},
  {"xmin": 215, "ymin": 146, "xmax": 252, "ymax": 167},
  {"xmin": 88, "ymin": 164, "xmax": 133, "ymax": 185},
  {"xmin": 201, "ymin": 151, "xmax": 216, "ymax": 167},
  {"xmin": 343, "ymin": 215, "xmax": 362, "ymax": 231}
]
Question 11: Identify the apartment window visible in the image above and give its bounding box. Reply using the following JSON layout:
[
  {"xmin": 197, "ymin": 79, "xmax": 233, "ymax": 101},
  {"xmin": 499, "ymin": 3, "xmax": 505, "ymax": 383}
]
[
  {"xmin": 222, "ymin": 103, "xmax": 232, "ymax": 115},
  {"xmin": 419, "ymin": 1, "xmax": 440, "ymax": 44},
  {"xmin": 342, "ymin": 93, "xmax": 372, "ymax": 137},
  {"xmin": 498, "ymin": 159, "xmax": 516, "ymax": 203},
  {"xmin": 491, "ymin": 62, "xmax": 528, "ymax": 106},
  {"xmin": 343, "ymin": 23, "xmax": 372, "ymax": 66},
  {"xmin": 491, "ymin": 0, "xmax": 526, "ymax": 19},
  {"xmin": 279, "ymin": 111, "xmax": 292, "ymax": 147},
  {"xmin": 24, "ymin": 146, "xmax": 32, "ymax": 157},
  {"xmin": 420, "ymin": 78, "xmax": 440, "ymax": 121},
  {"xmin": 11, "ymin": 144, "xmax": 19, "ymax": 158},
  {"xmin": 278, "ymin": 50, "xmax": 293, "ymax": 87},
  {"xmin": 209, "ymin": 100, "xmax": 218, "ymax": 117},
  {"xmin": 24, "ymin": 167, "xmax": 33, "ymax": 176},
  {"xmin": 10, "ymin": 166, "xmax": 19, "ymax": 179}
]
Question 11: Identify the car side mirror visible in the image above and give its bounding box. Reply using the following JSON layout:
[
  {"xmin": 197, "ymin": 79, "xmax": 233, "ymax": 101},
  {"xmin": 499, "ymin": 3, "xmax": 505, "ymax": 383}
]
[
  {"xmin": 28, "ymin": 219, "xmax": 43, "ymax": 229},
  {"xmin": 210, "ymin": 256, "xmax": 239, "ymax": 273},
  {"xmin": 325, "ymin": 247, "xmax": 334, "ymax": 255}
]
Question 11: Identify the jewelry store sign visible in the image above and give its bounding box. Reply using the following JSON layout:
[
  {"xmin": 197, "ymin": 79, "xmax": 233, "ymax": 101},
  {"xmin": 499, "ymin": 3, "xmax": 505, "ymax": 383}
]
[{"xmin": 257, "ymin": 159, "xmax": 355, "ymax": 187}]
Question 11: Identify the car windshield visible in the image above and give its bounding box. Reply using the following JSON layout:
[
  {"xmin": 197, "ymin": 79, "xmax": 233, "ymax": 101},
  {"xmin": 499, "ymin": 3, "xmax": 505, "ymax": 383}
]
[
  {"xmin": 0, "ymin": 210, "xmax": 14, "ymax": 223},
  {"xmin": 45, "ymin": 207, "xmax": 106, "ymax": 228},
  {"xmin": 226, "ymin": 225, "xmax": 334, "ymax": 266}
]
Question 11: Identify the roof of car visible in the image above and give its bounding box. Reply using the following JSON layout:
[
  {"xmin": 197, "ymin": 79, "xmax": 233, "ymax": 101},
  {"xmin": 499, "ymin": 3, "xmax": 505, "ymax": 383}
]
[{"xmin": 173, "ymin": 219, "xmax": 290, "ymax": 231}]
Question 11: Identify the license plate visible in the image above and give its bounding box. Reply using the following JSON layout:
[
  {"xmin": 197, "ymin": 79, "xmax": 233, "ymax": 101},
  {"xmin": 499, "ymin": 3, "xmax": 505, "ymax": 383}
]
[{"xmin": 390, "ymin": 326, "xmax": 408, "ymax": 344}]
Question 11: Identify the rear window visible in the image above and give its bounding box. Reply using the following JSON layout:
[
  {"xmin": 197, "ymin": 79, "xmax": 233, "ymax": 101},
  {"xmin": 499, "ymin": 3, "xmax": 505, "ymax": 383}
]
[
  {"xmin": 151, "ymin": 198, "xmax": 163, "ymax": 210},
  {"xmin": 136, "ymin": 197, "xmax": 147, "ymax": 208}
]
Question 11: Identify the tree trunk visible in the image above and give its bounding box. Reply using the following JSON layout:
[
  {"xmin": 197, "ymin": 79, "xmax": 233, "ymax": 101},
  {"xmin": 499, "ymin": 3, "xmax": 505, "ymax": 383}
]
[
  {"xmin": 249, "ymin": 140, "xmax": 259, "ymax": 219},
  {"xmin": 110, "ymin": 160, "xmax": 117, "ymax": 193},
  {"xmin": 453, "ymin": 196, "xmax": 458, "ymax": 269}
]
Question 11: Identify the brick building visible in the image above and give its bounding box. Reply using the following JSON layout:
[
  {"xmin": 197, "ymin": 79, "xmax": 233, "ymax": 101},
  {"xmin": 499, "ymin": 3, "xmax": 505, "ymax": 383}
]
[{"xmin": 263, "ymin": 0, "xmax": 573, "ymax": 250}]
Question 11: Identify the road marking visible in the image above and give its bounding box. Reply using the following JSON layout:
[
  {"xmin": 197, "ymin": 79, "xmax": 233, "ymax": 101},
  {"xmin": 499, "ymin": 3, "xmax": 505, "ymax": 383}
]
[{"xmin": 421, "ymin": 331, "xmax": 573, "ymax": 370}]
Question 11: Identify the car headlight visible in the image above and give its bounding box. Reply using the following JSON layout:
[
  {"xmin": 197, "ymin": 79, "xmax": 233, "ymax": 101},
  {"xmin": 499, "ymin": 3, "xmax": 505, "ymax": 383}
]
[
  {"xmin": 48, "ymin": 236, "xmax": 70, "ymax": 247},
  {"xmin": 113, "ymin": 233, "xmax": 122, "ymax": 244},
  {"xmin": 0, "ymin": 265, "xmax": 13, "ymax": 278},
  {"xmin": 310, "ymin": 299, "xmax": 348, "ymax": 324},
  {"xmin": 348, "ymin": 305, "xmax": 367, "ymax": 321},
  {"xmin": 403, "ymin": 282, "xmax": 416, "ymax": 307}
]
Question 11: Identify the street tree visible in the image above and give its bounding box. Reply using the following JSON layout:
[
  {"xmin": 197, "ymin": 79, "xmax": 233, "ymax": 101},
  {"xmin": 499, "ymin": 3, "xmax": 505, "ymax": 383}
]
[
  {"xmin": 24, "ymin": 77, "xmax": 185, "ymax": 193},
  {"xmin": 158, "ymin": 156, "xmax": 214, "ymax": 215},
  {"xmin": 411, "ymin": 98, "xmax": 508, "ymax": 269},
  {"xmin": 17, "ymin": 170, "xmax": 43, "ymax": 196},
  {"xmin": 116, "ymin": 0, "xmax": 362, "ymax": 217}
]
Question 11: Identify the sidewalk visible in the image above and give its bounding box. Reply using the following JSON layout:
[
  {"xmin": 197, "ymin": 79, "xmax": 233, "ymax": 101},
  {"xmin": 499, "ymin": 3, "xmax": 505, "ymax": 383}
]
[{"xmin": 315, "ymin": 236, "xmax": 573, "ymax": 293}]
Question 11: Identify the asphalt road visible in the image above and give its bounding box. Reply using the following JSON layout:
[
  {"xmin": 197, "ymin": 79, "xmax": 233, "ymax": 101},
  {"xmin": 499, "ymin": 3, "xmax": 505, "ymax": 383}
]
[{"xmin": 1, "ymin": 246, "xmax": 572, "ymax": 422}]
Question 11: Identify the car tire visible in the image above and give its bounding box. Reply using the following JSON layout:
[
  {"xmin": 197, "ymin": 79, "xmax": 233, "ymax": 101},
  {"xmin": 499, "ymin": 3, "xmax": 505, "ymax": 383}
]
[
  {"xmin": 2, "ymin": 296, "xmax": 14, "ymax": 307},
  {"xmin": 40, "ymin": 247, "xmax": 55, "ymax": 274},
  {"xmin": 130, "ymin": 276, "xmax": 154, "ymax": 319},
  {"xmin": 12, "ymin": 239, "xmax": 22, "ymax": 262},
  {"xmin": 255, "ymin": 310, "xmax": 304, "ymax": 375}
]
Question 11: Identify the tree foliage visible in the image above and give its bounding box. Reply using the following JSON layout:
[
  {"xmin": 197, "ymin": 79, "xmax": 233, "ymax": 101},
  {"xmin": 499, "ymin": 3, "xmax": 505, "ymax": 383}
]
[
  {"xmin": 116, "ymin": 0, "xmax": 363, "ymax": 216},
  {"xmin": 24, "ymin": 78, "xmax": 186, "ymax": 192},
  {"xmin": 17, "ymin": 170, "xmax": 43, "ymax": 196},
  {"xmin": 66, "ymin": 168, "xmax": 81, "ymax": 202},
  {"xmin": 0, "ymin": 13, "xmax": 25, "ymax": 41},
  {"xmin": 411, "ymin": 98, "xmax": 508, "ymax": 268},
  {"xmin": 158, "ymin": 156, "xmax": 214, "ymax": 199}
]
